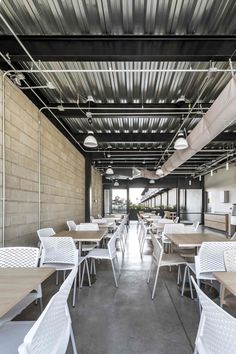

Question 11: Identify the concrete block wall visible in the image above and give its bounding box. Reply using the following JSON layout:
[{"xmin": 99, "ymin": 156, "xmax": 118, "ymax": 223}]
[
  {"xmin": 91, "ymin": 167, "xmax": 103, "ymax": 217},
  {"xmin": 0, "ymin": 71, "xmax": 87, "ymax": 246}
]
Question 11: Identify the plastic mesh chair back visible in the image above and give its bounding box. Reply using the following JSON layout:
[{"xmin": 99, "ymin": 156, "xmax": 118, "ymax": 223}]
[
  {"xmin": 67, "ymin": 220, "xmax": 77, "ymax": 231},
  {"xmin": 158, "ymin": 218, "xmax": 174, "ymax": 224},
  {"xmin": 18, "ymin": 267, "xmax": 77, "ymax": 354},
  {"xmin": 37, "ymin": 228, "xmax": 55, "ymax": 239},
  {"xmin": 174, "ymin": 216, "xmax": 179, "ymax": 223},
  {"xmin": 196, "ymin": 242, "xmax": 236, "ymax": 275},
  {"xmin": 40, "ymin": 237, "xmax": 78, "ymax": 266},
  {"xmin": 77, "ymin": 223, "xmax": 99, "ymax": 231},
  {"xmin": 108, "ymin": 232, "xmax": 117, "ymax": 259},
  {"xmin": 0, "ymin": 247, "xmax": 39, "ymax": 268},
  {"xmin": 92, "ymin": 218, "xmax": 107, "ymax": 224},
  {"xmin": 151, "ymin": 233, "xmax": 163, "ymax": 266},
  {"xmin": 191, "ymin": 276, "xmax": 236, "ymax": 354},
  {"xmin": 194, "ymin": 221, "xmax": 200, "ymax": 232},
  {"xmin": 224, "ymin": 249, "xmax": 236, "ymax": 271},
  {"xmin": 163, "ymin": 223, "xmax": 185, "ymax": 235},
  {"xmin": 140, "ymin": 222, "xmax": 147, "ymax": 243},
  {"xmin": 90, "ymin": 216, "xmax": 95, "ymax": 222}
]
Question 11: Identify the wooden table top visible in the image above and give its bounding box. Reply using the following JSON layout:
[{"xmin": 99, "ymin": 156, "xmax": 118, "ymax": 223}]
[
  {"xmin": 0, "ymin": 267, "xmax": 55, "ymax": 318},
  {"xmin": 213, "ymin": 272, "xmax": 236, "ymax": 296},
  {"xmin": 98, "ymin": 223, "xmax": 114, "ymax": 228},
  {"xmin": 54, "ymin": 228, "xmax": 107, "ymax": 242},
  {"xmin": 166, "ymin": 233, "xmax": 228, "ymax": 248}
]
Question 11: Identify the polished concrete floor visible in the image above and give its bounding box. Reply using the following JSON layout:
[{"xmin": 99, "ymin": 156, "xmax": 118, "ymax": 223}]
[
  {"xmin": 18, "ymin": 221, "xmax": 204, "ymax": 354},
  {"xmin": 70, "ymin": 221, "xmax": 199, "ymax": 354}
]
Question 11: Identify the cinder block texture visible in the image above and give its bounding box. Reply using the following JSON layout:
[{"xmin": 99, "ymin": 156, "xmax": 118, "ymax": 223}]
[{"xmin": 0, "ymin": 72, "xmax": 99, "ymax": 246}]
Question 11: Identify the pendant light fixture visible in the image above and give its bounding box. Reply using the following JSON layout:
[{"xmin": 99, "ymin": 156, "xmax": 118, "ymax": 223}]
[
  {"xmin": 149, "ymin": 179, "xmax": 155, "ymax": 184},
  {"xmin": 106, "ymin": 165, "xmax": 114, "ymax": 175},
  {"xmin": 156, "ymin": 166, "xmax": 164, "ymax": 176},
  {"xmin": 174, "ymin": 132, "xmax": 188, "ymax": 150},
  {"xmin": 83, "ymin": 131, "xmax": 98, "ymax": 148},
  {"xmin": 114, "ymin": 180, "xmax": 119, "ymax": 187}
]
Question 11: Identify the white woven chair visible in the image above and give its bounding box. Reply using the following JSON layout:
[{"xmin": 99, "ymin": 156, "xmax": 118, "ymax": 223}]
[
  {"xmin": 87, "ymin": 231, "xmax": 120, "ymax": 287},
  {"xmin": 0, "ymin": 267, "xmax": 78, "ymax": 354},
  {"xmin": 191, "ymin": 276, "xmax": 236, "ymax": 354},
  {"xmin": 105, "ymin": 222, "xmax": 125, "ymax": 254},
  {"xmin": 161, "ymin": 223, "xmax": 185, "ymax": 253},
  {"xmin": 67, "ymin": 220, "xmax": 77, "ymax": 231},
  {"xmin": 182, "ymin": 242, "xmax": 236, "ymax": 299},
  {"xmin": 173, "ymin": 216, "xmax": 179, "ymax": 223},
  {"xmin": 37, "ymin": 227, "xmax": 55, "ymax": 252},
  {"xmin": 40, "ymin": 237, "xmax": 91, "ymax": 307},
  {"xmin": 0, "ymin": 247, "xmax": 41, "ymax": 326},
  {"xmin": 76, "ymin": 223, "xmax": 99, "ymax": 231},
  {"xmin": 224, "ymin": 249, "xmax": 236, "ymax": 271},
  {"xmin": 147, "ymin": 233, "xmax": 186, "ymax": 299}
]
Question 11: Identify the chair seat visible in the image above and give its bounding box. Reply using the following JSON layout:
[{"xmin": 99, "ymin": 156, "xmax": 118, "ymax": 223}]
[
  {"xmin": 41, "ymin": 263, "xmax": 75, "ymax": 270},
  {"xmin": 0, "ymin": 293, "xmax": 38, "ymax": 326},
  {"xmin": 186, "ymin": 263, "xmax": 215, "ymax": 280},
  {"xmin": 161, "ymin": 254, "xmax": 186, "ymax": 267},
  {"xmin": 87, "ymin": 248, "xmax": 110, "ymax": 259},
  {"xmin": 82, "ymin": 244, "xmax": 97, "ymax": 252},
  {"xmin": 0, "ymin": 321, "xmax": 34, "ymax": 354}
]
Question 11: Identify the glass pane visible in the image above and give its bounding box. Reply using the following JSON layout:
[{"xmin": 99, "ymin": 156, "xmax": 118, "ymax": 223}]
[{"xmin": 111, "ymin": 189, "xmax": 127, "ymax": 214}]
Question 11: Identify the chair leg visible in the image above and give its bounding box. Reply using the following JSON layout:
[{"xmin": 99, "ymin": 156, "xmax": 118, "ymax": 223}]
[
  {"xmin": 56, "ymin": 270, "xmax": 59, "ymax": 285},
  {"xmin": 177, "ymin": 265, "xmax": 180, "ymax": 285},
  {"xmin": 93, "ymin": 259, "xmax": 96, "ymax": 275},
  {"xmin": 115, "ymin": 255, "xmax": 120, "ymax": 276},
  {"xmin": 111, "ymin": 259, "xmax": 118, "ymax": 287},
  {"xmin": 70, "ymin": 325, "xmax": 78, "ymax": 354},
  {"xmin": 80, "ymin": 262, "xmax": 86, "ymax": 288},
  {"xmin": 181, "ymin": 265, "xmax": 187, "ymax": 296},
  {"xmin": 188, "ymin": 268, "xmax": 194, "ymax": 300},
  {"xmin": 85, "ymin": 259, "xmax": 91, "ymax": 287},
  {"xmin": 90, "ymin": 258, "xmax": 93, "ymax": 274},
  {"xmin": 151, "ymin": 266, "xmax": 159, "ymax": 300},
  {"xmin": 72, "ymin": 270, "xmax": 77, "ymax": 307},
  {"xmin": 63, "ymin": 270, "xmax": 66, "ymax": 281}
]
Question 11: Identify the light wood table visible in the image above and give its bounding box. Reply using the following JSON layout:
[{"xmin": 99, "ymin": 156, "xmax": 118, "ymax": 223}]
[
  {"xmin": 213, "ymin": 271, "xmax": 236, "ymax": 306},
  {"xmin": 0, "ymin": 267, "xmax": 55, "ymax": 318},
  {"xmin": 213, "ymin": 271, "xmax": 236, "ymax": 296},
  {"xmin": 98, "ymin": 223, "xmax": 114, "ymax": 229},
  {"xmin": 166, "ymin": 233, "xmax": 228, "ymax": 249},
  {"xmin": 54, "ymin": 229, "xmax": 107, "ymax": 255}
]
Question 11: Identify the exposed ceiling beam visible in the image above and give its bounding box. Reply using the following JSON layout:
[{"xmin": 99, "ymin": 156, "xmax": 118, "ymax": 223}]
[
  {"xmin": 1, "ymin": 35, "xmax": 236, "ymax": 62},
  {"xmin": 76, "ymin": 132, "xmax": 236, "ymax": 143}
]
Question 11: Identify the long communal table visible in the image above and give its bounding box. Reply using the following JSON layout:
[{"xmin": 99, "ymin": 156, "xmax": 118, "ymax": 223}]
[{"xmin": 0, "ymin": 267, "xmax": 55, "ymax": 319}]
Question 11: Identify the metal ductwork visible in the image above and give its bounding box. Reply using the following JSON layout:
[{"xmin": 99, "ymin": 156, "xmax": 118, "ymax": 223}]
[{"xmin": 161, "ymin": 75, "xmax": 236, "ymax": 176}]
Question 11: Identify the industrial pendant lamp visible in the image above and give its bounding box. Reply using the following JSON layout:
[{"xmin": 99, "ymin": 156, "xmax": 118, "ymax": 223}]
[
  {"xmin": 106, "ymin": 165, "xmax": 114, "ymax": 175},
  {"xmin": 149, "ymin": 179, "xmax": 155, "ymax": 184},
  {"xmin": 156, "ymin": 166, "xmax": 164, "ymax": 176},
  {"xmin": 114, "ymin": 180, "xmax": 119, "ymax": 187},
  {"xmin": 174, "ymin": 132, "xmax": 188, "ymax": 150},
  {"xmin": 83, "ymin": 131, "xmax": 98, "ymax": 148}
]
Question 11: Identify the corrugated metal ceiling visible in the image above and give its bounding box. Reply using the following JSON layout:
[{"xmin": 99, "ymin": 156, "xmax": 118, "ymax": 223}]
[
  {"xmin": 1, "ymin": 0, "xmax": 236, "ymax": 35},
  {"xmin": 20, "ymin": 60, "xmax": 232, "ymax": 104}
]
